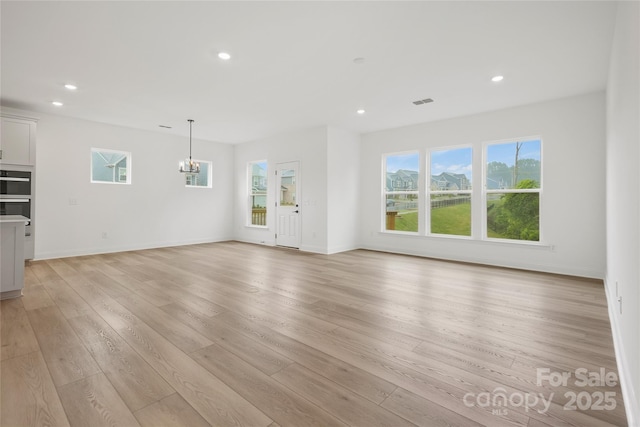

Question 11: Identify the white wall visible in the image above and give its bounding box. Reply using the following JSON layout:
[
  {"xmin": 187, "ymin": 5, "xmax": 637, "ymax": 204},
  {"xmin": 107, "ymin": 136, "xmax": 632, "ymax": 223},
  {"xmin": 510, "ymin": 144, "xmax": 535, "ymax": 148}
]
[
  {"xmin": 606, "ymin": 2, "xmax": 640, "ymax": 425},
  {"xmin": 327, "ymin": 126, "xmax": 360, "ymax": 254},
  {"xmin": 233, "ymin": 126, "xmax": 329, "ymax": 253},
  {"xmin": 33, "ymin": 113, "xmax": 234, "ymax": 259},
  {"xmin": 360, "ymin": 92, "xmax": 606, "ymax": 278}
]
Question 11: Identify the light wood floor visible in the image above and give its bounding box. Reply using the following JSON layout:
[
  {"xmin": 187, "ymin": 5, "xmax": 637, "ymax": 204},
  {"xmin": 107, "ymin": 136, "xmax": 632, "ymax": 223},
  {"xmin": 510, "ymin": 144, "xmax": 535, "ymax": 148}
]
[{"xmin": 1, "ymin": 241, "xmax": 627, "ymax": 426}]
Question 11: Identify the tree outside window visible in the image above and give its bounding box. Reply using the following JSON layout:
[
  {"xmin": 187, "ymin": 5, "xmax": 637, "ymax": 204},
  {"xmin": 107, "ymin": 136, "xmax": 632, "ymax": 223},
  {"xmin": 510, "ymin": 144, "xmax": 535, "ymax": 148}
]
[{"xmin": 485, "ymin": 140, "xmax": 541, "ymax": 241}]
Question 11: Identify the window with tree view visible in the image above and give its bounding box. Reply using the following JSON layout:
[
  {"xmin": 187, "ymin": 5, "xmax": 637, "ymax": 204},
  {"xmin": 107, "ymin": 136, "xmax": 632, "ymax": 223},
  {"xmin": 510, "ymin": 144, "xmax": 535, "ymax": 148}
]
[
  {"xmin": 384, "ymin": 152, "xmax": 419, "ymax": 232},
  {"xmin": 249, "ymin": 161, "xmax": 267, "ymax": 226},
  {"xmin": 429, "ymin": 147, "xmax": 472, "ymax": 236},
  {"xmin": 485, "ymin": 139, "xmax": 541, "ymax": 241}
]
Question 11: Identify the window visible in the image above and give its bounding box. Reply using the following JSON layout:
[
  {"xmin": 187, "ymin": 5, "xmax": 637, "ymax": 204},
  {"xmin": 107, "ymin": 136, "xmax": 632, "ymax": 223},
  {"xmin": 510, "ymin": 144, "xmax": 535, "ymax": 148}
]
[
  {"xmin": 249, "ymin": 161, "xmax": 267, "ymax": 226},
  {"xmin": 185, "ymin": 160, "xmax": 212, "ymax": 188},
  {"xmin": 91, "ymin": 148, "xmax": 131, "ymax": 184},
  {"xmin": 485, "ymin": 139, "xmax": 541, "ymax": 241},
  {"xmin": 429, "ymin": 147, "xmax": 472, "ymax": 236},
  {"xmin": 384, "ymin": 152, "xmax": 419, "ymax": 232}
]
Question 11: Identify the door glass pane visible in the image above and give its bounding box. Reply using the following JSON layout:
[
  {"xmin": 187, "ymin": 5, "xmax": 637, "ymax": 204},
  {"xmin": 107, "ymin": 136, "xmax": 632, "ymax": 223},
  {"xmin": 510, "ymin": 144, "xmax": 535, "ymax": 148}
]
[{"xmin": 280, "ymin": 169, "xmax": 296, "ymax": 206}]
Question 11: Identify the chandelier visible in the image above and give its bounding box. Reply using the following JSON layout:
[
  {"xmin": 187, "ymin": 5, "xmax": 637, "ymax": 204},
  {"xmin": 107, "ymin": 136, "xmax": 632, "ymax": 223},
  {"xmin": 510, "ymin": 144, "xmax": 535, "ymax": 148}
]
[{"xmin": 179, "ymin": 119, "xmax": 200, "ymax": 174}]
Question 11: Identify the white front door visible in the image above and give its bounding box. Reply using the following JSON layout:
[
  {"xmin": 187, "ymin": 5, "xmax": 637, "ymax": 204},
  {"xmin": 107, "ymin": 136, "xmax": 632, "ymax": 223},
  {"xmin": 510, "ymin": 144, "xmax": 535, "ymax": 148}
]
[{"xmin": 276, "ymin": 161, "xmax": 300, "ymax": 248}]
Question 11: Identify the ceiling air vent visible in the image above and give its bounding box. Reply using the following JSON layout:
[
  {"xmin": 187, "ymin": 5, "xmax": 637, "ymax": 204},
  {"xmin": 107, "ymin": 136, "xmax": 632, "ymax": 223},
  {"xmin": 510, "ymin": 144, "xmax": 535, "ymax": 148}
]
[{"xmin": 413, "ymin": 98, "xmax": 434, "ymax": 105}]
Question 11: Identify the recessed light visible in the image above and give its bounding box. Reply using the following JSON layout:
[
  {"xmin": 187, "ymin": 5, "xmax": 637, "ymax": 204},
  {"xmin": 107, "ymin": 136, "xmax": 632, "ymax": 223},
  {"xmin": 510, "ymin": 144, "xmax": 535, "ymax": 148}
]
[
  {"xmin": 491, "ymin": 75, "xmax": 504, "ymax": 82},
  {"xmin": 218, "ymin": 52, "xmax": 231, "ymax": 60},
  {"xmin": 357, "ymin": 109, "xmax": 366, "ymax": 115},
  {"xmin": 64, "ymin": 84, "xmax": 77, "ymax": 90},
  {"xmin": 52, "ymin": 101, "xmax": 63, "ymax": 106}
]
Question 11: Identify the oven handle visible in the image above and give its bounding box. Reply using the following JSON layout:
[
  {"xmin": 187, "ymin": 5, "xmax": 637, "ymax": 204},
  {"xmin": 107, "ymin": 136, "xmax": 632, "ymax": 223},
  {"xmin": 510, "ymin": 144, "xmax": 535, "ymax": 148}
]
[
  {"xmin": 0, "ymin": 177, "xmax": 30, "ymax": 182},
  {"xmin": 0, "ymin": 198, "xmax": 30, "ymax": 203}
]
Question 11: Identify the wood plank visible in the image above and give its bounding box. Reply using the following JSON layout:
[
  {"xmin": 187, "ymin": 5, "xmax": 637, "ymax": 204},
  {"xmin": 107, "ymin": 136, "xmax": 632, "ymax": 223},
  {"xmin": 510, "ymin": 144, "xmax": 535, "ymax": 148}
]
[
  {"xmin": 248, "ymin": 310, "xmax": 530, "ymax": 426},
  {"xmin": 58, "ymin": 373, "xmax": 141, "ymax": 427},
  {"xmin": 39, "ymin": 342, "xmax": 101, "ymax": 387},
  {"xmin": 23, "ymin": 263, "xmax": 41, "ymax": 287},
  {"xmin": 68, "ymin": 311, "xmax": 175, "ymax": 412},
  {"xmin": 21, "ymin": 284, "xmax": 55, "ymax": 311},
  {"xmin": 143, "ymin": 279, "xmax": 227, "ymax": 316},
  {"xmin": 381, "ymin": 387, "xmax": 483, "ymax": 427},
  {"xmin": 217, "ymin": 312, "xmax": 398, "ymax": 405},
  {"xmin": 1, "ymin": 351, "xmax": 71, "ymax": 427},
  {"xmin": 45, "ymin": 258, "xmax": 82, "ymax": 279},
  {"xmin": 91, "ymin": 298, "xmax": 273, "ymax": 427},
  {"xmin": 26, "ymin": 305, "xmax": 83, "ymax": 350},
  {"xmin": 191, "ymin": 342, "xmax": 347, "ymax": 427},
  {"xmin": 159, "ymin": 304, "xmax": 294, "ymax": 375},
  {"xmin": 1, "ymin": 298, "xmax": 39, "ymax": 361},
  {"xmin": 115, "ymin": 293, "xmax": 213, "ymax": 353},
  {"xmin": 41, "ymin": 279, "xmax": 94, "ymax": 319},
  {"xmin": 26, "ymin": 305, "xmax": 102, "ymax": 386},
  {"xmin": 272, "ymin": 362, "xmax": 416, "ymax": 427},
  {"xmin": 133, "ymin": 393, "xmax": 209, "ymax": 427},
  {"xmin": 29, "ymin": 261, "xmax": 62, "ymax": 283}
]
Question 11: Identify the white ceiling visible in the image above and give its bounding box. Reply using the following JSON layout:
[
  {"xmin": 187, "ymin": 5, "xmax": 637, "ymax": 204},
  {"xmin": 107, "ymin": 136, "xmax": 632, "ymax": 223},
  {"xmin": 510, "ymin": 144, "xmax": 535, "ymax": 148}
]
[{"xmin": 1, "ymin": 1, "xmax": 618, "ymax": 144}]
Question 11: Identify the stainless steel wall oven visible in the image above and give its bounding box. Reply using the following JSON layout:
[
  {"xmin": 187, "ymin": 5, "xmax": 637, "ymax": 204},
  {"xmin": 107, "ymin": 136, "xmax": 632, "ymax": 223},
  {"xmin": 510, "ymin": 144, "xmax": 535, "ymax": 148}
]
[{"xmin": 0, "ymin": 169, "xmax": 34, "ymax": 259}]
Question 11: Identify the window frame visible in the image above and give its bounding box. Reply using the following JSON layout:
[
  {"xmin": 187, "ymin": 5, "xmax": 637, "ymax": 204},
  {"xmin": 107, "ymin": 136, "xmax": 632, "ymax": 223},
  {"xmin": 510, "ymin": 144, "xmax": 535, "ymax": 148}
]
[
  {"xmin": 90, "ymin": 148, "xmax": 131, "ymax": 185},
  {"xmin": 382, "ymin": 150, "xmax": 421, "ymax": 234},
  {"xmin": 248, "ymin": 160, "xmax": 268, "ymax": 228},
  {"xmin": 427, "ymin": 145, "xmax": 473, "ymax": 238},
  {"xmin": 184, "ymin": 159, "xmax": 212, "ymax": 188},
  {"xmin": 482, "ymin": 137, "xmax": 543, "ymax": 243}
]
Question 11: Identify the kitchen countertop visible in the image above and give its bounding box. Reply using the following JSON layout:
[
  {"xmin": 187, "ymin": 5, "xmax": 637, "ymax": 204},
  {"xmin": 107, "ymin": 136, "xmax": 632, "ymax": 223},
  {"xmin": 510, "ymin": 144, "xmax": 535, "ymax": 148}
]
[{"xmin": 0, "ymin": 215, "xmax": 29, "ymax": 223}]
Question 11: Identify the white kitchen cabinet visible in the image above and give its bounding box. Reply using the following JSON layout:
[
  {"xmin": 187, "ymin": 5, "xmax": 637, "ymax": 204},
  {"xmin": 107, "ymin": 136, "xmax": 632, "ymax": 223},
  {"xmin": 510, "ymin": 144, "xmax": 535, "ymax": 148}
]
[
  {"xmin": 0, "ymin": 115, "xmax": 37, "ymax": 166},
  {"xmin": 0, "ymin": 216, "xmax": 27, "ymax": 300}
]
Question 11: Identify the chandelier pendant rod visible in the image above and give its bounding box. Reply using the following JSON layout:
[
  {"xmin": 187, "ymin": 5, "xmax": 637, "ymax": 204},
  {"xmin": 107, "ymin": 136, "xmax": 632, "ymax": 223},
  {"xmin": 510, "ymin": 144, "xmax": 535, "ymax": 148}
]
[{"xmin": 188, "ymin": 119, "xmax": 194, "ymax": 163}]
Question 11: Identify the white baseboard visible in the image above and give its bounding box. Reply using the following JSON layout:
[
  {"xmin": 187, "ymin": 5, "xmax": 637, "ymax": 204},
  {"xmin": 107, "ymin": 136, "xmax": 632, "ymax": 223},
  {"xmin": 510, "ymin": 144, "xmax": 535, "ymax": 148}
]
[
  {"xmin": 326, "ymin": 244, "xmax": 360, "ymax": 255},
  {"xmin": 604, "ymin": 277, "xmax": 639, "ymax": 427},
  {"xmin": 360, "ymin": 242, "xmax": 604, "ymax": 279},
  {"xmin": 34, "ymin": 236, "xmax": 233, "ymax": 260}
]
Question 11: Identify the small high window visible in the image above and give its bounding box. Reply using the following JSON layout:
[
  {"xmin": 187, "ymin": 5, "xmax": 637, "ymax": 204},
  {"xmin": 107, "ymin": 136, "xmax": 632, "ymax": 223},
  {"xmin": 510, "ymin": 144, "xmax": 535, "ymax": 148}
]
[
  {"xmin": 91, "ymin": 148, "xmax": 131, "ymax": 184},
  {"xmin": 185, "ymin": 160, "xmax": 212, "ymax": 188}
]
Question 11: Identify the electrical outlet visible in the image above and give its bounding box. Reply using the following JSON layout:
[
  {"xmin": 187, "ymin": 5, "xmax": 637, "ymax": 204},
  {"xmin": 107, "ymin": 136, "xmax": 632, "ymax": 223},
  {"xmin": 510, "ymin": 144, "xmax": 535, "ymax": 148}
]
[{"xmin": 69, "ymin": 198, "xmax": 78, "ymax": 205}]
